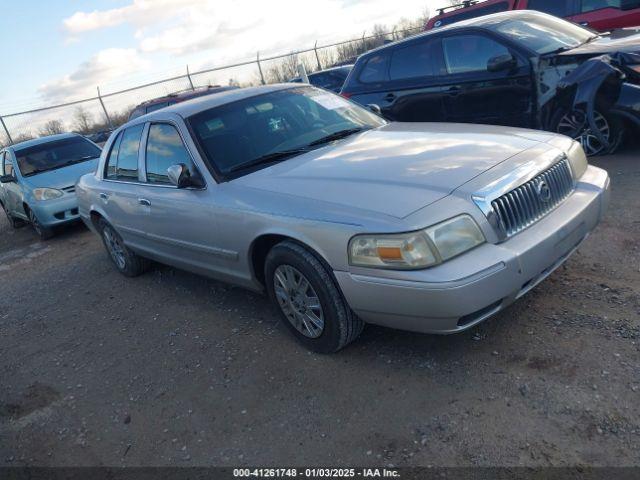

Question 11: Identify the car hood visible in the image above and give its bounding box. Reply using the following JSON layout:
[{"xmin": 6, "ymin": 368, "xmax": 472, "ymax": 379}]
[
  {"xmin": 559, "ymin": 33, "xmax": 640, "ymax": 58},
  {"xmin": 22, "ymin": 159, "xmax": 99, "ymax": 189},
  {"xmin": 233, "ymin": 123, "xmax": 552, "ymax": 219}
]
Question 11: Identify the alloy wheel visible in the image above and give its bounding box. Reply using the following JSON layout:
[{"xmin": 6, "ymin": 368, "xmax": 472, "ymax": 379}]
[
  {"xmin": 103, "ymin": 227, "xmax": 127, "ymax": 270},
  {"xmin": 556, "ymin": 110, "xmax": 611, "ymax": 156},
  {"xmin": 273, "ymin": 264, "xmax": 324, "ymax": 338}
]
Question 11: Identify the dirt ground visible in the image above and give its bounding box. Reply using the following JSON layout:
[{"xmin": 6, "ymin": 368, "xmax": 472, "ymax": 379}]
[{"xmin": 0, "ymin": 150, "xmax": 638, "ymax": 468}]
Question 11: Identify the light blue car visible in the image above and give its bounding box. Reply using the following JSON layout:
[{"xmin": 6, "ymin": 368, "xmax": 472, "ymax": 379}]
[{"xmin": 0, "ymin": 133, "xmax": 101, "ymax": 239}]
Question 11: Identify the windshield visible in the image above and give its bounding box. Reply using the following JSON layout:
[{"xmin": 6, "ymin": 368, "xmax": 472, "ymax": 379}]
[
  {"xmin": 188, "ymin": 86, "xmax": 386, "ymax": 176},
  {"xmin": 16, "ymin": 137, "xmax": 101, "ymax": 177},
  {"xmin": 490, "ymin": 15, "xmax": 595, "ymax": 54}
]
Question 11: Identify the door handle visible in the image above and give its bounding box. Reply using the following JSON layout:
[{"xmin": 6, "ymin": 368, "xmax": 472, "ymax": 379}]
[
  {"xmin": 447, "ymin": 87, "xmax": 461, "ymax": 96},
  {"xmin": 384, "ymin": 93, "xmax": 397, "ymax": 102},
  {"xmin": 99, "ymin": 192, "xmax": 109, "ymax": 200},
  {"xmin": 138, "ymin": 198, "xmax": 151, "ymax": 207}
]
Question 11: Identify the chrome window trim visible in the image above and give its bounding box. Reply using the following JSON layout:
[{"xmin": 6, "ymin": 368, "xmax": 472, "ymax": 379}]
[{"xmin": 473, "ymin": 152, "xmax": 574, "ymax": 242}]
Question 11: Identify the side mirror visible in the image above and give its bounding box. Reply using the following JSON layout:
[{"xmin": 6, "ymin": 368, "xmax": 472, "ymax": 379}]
[
  {"xmin": 367, "ymin": 104, "xmax": 382, "ymax": 115},
  {"xmin": 487, "ymin": 54, "xmax": 517, "ymax": 73},
  {"xmin": 167, "ymin": 163, "xmax": 203, "ymax": 188},
  {"xmin": 0, "ymin": 174, "xmax": 15, "ymax": 184}
]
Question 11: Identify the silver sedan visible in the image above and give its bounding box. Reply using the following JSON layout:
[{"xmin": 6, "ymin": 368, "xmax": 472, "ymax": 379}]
[{"xmin": 76, "ymin": 84, "xmax": 610, "ymax": 353}]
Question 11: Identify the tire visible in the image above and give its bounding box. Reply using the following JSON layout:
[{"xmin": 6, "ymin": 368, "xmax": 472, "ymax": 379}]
[
  {"xmin": 27, "ymin": 207, "xmax": 54, "ymax": 240},
  {"xmin": 265, "ymin": 240, "xmax": 363, "ymax": 353},
  {"xmin": 98, "ymin": 219, "xmax": 149, "ymax": 277},
  {"xmin": 552, "ymin": 108, "xmax": 623, "ymax": 156},
  {"xmin": 1, "ymin": 201, "xmax": 23, "ymax": 229}
]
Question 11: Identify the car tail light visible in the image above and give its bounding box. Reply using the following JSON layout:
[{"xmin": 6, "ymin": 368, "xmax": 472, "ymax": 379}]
[{"xmin": 340, "ymin": 92, "xmax": 352, "ymax": 99}]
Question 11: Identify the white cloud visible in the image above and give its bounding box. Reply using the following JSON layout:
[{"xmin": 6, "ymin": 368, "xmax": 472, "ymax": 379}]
[
  {"xmin": 38, "ymin": 49, "xmax": 150, "ymax": 103},
  {"xmin": 64, "ymin": 0, "xmax": 435, "ymax": 57},
  {"xmin": 46, "ymin": 0, "xmax": 441, "ymax": 102}
]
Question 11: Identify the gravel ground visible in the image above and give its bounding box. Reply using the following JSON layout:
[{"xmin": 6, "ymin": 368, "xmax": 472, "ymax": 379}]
[{"xmin": 0, "ymin": 151, "xmax": 638, "ymax": 467}]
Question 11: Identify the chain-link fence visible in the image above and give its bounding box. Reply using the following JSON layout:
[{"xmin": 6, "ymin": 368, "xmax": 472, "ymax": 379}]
[{"xmin": 0, "ymin": 25, "xmax": 423, "ymax": 147}]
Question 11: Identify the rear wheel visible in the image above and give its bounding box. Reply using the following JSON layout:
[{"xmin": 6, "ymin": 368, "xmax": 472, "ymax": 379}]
[
  {"xmin": 27, "ymin": 207, "xmax": 54, "ymax": 240},
  {"xmin": 99, "ymin": 219, "xmax": 149, "ymax": 277},
  {"xmin": 265, "ymin": 240, "xmax": 363, "ymax": 353},
  {"xmin": 553, "ymin": 109, "xmax": 623, "ymax": 156}
]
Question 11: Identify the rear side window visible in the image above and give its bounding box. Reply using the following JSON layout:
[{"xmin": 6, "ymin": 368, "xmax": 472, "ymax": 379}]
[
  {"xmin": 145, "ymin": 102, "xmax": 170, "ymax": 114},
  {"xmin": 105, "ymin": 124, "xmax": 144, "ymax": 181},
  {"xmin": 390, "ymin": 40, "xmax": 442, "ymax": 81},
  {"xmin": 529, "ymin": 0, "xmax": 576, "ymax": 16},
  {"xmin": 442, "ymin": 35, "xmax": 510, "ymax": 74},
  {"xmin": 358, "ymin": 54, "xmax": 390, "ymax": 83},
  {"xmin": 145, "ymin": 124, "xmax": 195, "ymax": 184}
]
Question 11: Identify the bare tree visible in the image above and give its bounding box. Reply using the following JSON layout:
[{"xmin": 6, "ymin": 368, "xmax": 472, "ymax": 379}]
[
  {"xmin": 73, "ymin": 106, "xmax": 93, "ymax": 134},
  {"xmin": 39, "ymin": 119, "xmax": 66, "ymax": 136}
]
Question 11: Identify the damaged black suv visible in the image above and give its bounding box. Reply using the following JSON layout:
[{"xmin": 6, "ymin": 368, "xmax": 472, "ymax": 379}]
[{"xmin": 341, "ymin": 10, "xmax": 640, "ymax": 156}]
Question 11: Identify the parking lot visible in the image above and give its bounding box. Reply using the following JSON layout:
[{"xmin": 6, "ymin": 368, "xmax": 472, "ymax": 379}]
[{"xmin": 0, "ymin": 150, "xmax": 638, "ymax": 467}]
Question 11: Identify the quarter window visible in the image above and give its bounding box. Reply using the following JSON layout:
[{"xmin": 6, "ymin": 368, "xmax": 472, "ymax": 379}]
[
  {"xmin": 358, "ymin": 54, "xmax": 390, "ymax": 83},
  {"xmin": 145, "ymin": 124, "xmax": 195, "ymax": 184},
  {"xmin": 580, "ymin": 0, "xmax": 624, "ymax": 13},
  {"xmin": 442, "ymin": 35, "xmax": 510, "ymax": 74},
  {"xmin": 390, "ymin": 40, "xmax": 442, "ymax": 81},
  {"xmin": 105, "ymin": 124, "xmax": 144, "ymax": 181}
]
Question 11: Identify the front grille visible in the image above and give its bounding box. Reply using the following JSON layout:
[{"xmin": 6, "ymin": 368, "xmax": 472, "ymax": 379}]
[
  {"xmin": 491, "ymin": 159, "xmax": 574, "ymax": 238},
  {"xmin": 62, "ymin": 185, "xmax": 75, "ymax": 193}
]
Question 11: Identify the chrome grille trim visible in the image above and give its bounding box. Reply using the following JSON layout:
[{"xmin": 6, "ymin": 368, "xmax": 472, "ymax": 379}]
[{"xmin": 490, "ymin": 159, "xmax": 574, "ymax": 238}]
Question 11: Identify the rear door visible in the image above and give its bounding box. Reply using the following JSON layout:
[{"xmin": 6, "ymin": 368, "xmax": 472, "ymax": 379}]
[
  {"xmin": 99, "ymin": 123, "xmax": 151, "ymax": 251},
  {"xmin": 383, "ymin": 38, "xmax": 448, "ymax": 122},
  {"xmin": 439, "ymin": 32, "xmax": 534, "ymax": 127}
]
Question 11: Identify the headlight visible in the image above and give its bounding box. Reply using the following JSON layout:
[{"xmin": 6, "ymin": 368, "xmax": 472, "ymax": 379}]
[
  {"xmin": 33, "ymin": 188, "xmax": 64, "ymax": 201},
  {"xmin": 349, "ymin": 215, "xmax": 485, "ymax": 270},
  {"xmin": 567, "ymin": 140, "xmax": 588, "ymax": 180}
]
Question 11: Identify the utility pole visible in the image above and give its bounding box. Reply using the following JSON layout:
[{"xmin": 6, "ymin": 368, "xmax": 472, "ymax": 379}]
[
  {"xmin": 96, "ymin": 87, "xmax": 113, "ymax": 129},
  {"xmin": 256, "ymin": 52, "xmax": 266, "ymax": 85},
  {"xmin": 0, "ymin": 116, "xmax": 12, "ymax": 145}
]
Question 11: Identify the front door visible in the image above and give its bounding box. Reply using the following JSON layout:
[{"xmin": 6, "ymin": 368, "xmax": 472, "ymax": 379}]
[
  {"xmin": 135, "ymin": 122, "xmax": 227, "ymax": 276},
  {"xmin": 439, "ymin": 33, "xmax": 534, "ymax": 128},
  {"xmin": 1, "ymin": 152, "xmax": 23, "ymax": 218}
]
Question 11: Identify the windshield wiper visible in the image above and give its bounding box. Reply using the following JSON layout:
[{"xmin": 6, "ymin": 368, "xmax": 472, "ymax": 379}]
[
  {"xmin": 307, "ymin": 127, "xmax": 368, "ymax": 147},
  {"xmin": 226, "ymin": 148, "xmax": 311, "ymax": 173},
  {"xmin": 64, "ymin": 155, "xmax": 100, "ymax": 165}
]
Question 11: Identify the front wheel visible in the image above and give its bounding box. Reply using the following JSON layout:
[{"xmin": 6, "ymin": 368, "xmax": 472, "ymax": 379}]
[
  {"xmin": 99, "ymin": 219, "xmax": 149, "ymax": 277},
  {"xmin": 553, "ymin": 109, "xmax": 623, "ymax": 156},
  {"xmin": 27, "ymin": 208, "xmax": 54, "ymax": 240},
  {"xmin": 265, "ymin": 241, "xmax": 363, "ymax": 353}
]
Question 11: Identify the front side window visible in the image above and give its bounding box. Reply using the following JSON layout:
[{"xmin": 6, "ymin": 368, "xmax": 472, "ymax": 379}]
[
  {"xmin": 358, "ymin": 54, "xmax": 390, "ymax": 83},
  {"xmin": 105, "ymin": 124, "xmax": 144, "ymax": 181},
  {"xmin": 490, "ymin": 14, "xmax": 594, "ymax": 54},
  {"xmin": 390, "ymin": 40, "xmax": 442, "ymax": 81},
  {"xmin": 15, "ymin": 137, "xmax": 101, "ymax": 177},
  {"xmin": 188, "ymin": 87, "xmax": 386, "ymax": 176},
  {"xmin": 145, "ymin": 124, "xmax": 195, "ymax": 184},
  {"xmin": 442, "ymin": 35, "xmax": 510, "ymax": 74}
]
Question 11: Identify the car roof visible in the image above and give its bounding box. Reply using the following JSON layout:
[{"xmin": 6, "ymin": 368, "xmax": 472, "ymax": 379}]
[
  {"xmin": 361, "ymin": 10, "xmax": 546, "ymax": 58},
  {"xmin": 8, "ymin": 132, "xmax": 82, "ymax": 152},
  {"xmin": 142, "ymin": 83, "xmax": 302, "ymax": 119},
  {"xmin": 133, "ymin": 85, "xmax": 237, "ymax": 108}
]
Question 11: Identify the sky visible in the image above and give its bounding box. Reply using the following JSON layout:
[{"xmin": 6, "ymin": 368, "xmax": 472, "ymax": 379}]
[{"xmin": 0, "ymin": 0, "xmax": 447, "ymax": 116}]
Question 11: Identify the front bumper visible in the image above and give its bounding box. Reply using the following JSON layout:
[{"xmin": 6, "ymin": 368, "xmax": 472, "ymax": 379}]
[
  {"xmin": 334, "ymin": 165, "xmax": 610, "ymax": 334},
  {"xmin": 30, "ymin": 194, "xmax": 81, "ymax": 228}
]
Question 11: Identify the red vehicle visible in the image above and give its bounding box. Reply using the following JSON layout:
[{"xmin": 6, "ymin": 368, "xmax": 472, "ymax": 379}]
[{"xmin": 426, "ymin": 0, "xmax": 640, "ymax": 32}]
